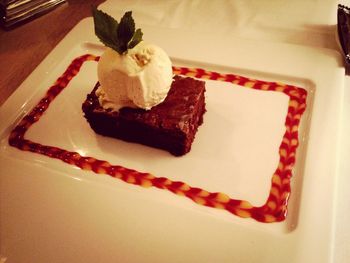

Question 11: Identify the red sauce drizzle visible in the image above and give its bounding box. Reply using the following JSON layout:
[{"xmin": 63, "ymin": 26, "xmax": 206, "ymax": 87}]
[{"xmin": 8, "ymin": 54, "xmax": 307, "ymax": 223}]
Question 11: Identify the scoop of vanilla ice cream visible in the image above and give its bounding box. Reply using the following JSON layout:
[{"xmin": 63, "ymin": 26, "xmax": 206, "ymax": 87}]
[{"xmin": 97, "ymin": 41, "xmax": 173, "ymax": 111}]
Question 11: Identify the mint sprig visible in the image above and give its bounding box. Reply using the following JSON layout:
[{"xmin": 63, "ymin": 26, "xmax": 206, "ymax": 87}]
[{"xmin": 92, "ymin": 7, "xmax": 143, "ymax": 54}]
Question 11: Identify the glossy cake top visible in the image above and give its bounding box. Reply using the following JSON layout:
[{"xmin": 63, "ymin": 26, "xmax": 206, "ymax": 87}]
[{"xmin": 83, "ymin": 75, "xmax": 206, "ymax": 132}]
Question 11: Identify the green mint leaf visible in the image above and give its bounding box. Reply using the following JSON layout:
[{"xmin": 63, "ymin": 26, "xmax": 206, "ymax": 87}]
[
  {"xmin": 92, "ymin": 7, "xmax": 121, "ymax": 53},
  {"xmin": 92, "ymin": 7, "xmax": 143, "ymax": 54},
  {"xmin": 128, "ymin": 28, "xmax": 143, "ymax": 49},
  {"xmin": 117, "ymin": 11, "xmax": 135, "ymax": 52}
]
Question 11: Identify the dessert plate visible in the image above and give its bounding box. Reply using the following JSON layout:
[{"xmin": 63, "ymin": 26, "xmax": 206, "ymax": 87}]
[{"xmin": 0, "ymin": 18, "xmax": 344, "ymax": 263}]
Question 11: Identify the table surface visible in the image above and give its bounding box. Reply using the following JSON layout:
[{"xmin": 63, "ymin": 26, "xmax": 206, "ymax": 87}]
[
  {"xmin": 0, "ymin": 0, "xmax": 105, "ymax": 106},
  {"xmin": 0, "ymin": 1, "xmax": 349, "ymax": 262}
]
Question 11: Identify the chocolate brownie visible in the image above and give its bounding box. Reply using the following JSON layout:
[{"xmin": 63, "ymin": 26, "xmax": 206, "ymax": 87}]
[{"xmin": 82, "ymin": 75, "xmax": 206, "ymax": 156}]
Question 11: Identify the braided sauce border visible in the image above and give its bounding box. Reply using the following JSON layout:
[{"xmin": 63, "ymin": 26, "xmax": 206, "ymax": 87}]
[{"xmin": 8, "ymin": 54, "xmax": 307, "ymax": 223}]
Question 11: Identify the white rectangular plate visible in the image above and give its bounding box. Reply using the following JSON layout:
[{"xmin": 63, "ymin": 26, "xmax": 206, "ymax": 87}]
[{"xmin": 0, "ymin": 18, "xmax": 344, "ymax": 263}]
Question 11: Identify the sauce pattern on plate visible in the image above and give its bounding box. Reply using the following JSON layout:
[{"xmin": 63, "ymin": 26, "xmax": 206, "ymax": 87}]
[{"xmin": 8, "ymin": 54, "xmax": 307, "ymax": 223}]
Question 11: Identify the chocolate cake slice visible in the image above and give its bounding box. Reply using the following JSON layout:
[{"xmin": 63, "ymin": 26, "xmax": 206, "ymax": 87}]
[{"xmin": 82, "ymin": 75, "xmax": 206, "ymax": 156}]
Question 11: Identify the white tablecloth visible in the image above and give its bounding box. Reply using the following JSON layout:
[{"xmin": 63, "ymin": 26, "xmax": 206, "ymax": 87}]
[{"xmin": 99, "ymin": 0, "xmax": 349, "ymax": 262}]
